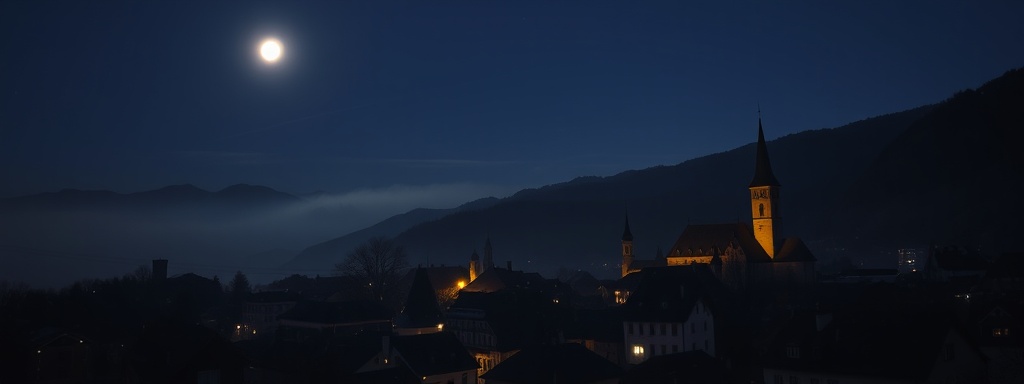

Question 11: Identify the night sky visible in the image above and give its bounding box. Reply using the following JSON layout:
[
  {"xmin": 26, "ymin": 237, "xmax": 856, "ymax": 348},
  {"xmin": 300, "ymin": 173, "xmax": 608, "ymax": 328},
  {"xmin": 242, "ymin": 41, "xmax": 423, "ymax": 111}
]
[{"xmin": 3, "ymin": 0, "xmax": 1023, "ymax": 201}]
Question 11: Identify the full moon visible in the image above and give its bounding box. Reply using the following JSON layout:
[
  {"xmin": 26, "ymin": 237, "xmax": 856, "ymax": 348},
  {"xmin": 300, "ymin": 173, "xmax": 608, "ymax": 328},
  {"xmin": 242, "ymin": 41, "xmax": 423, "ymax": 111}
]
[{"xmin": 259, "ymin": 39, "xmax": 283, "ymax": 63}]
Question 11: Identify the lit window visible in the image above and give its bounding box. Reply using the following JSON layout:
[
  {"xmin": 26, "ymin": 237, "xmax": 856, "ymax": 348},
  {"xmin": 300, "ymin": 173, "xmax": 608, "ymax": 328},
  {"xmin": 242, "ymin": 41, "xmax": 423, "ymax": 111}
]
[{"xmin": 632, "ymin": 345, "xmax": 644, "ymax": 356}]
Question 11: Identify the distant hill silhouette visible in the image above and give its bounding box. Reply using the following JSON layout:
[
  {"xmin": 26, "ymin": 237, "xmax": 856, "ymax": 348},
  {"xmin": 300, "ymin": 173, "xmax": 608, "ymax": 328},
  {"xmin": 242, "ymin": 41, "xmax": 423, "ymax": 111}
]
[
  {"xmin": 287, "ymin": 67, "xmax": 1024, "ymax": 277},
  {"xmin": 836, "ymin": 67, "xmax": 1024, "ymax": 254},
  {"xmin": 283, "ymin": 197, "xmax": 500, "ymax": 272}
]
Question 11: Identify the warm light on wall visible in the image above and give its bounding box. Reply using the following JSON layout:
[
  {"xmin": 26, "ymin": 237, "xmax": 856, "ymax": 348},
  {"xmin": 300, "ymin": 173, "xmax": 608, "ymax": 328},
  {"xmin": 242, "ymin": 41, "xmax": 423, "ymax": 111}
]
[
  {"xmin": 437, "ymin": 323, "xmax": 444, "ymax": 331},
  {"xmin": 457, "ymin": 280, "xmax": 466, "ymax": 289}
]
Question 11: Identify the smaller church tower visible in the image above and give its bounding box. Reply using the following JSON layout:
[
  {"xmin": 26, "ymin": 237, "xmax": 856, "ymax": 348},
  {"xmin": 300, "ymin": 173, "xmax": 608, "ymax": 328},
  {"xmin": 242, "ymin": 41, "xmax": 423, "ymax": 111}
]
[
  {"xmin": 749, "ymin": 117, "xmax": 782, "ymax": 258},
  {"xmin": 621, "ymin": 215, "xmax": 634, "ymax": 278},
  {"xmin": 469, "ymin": 250, "xmax": 480, "ymax": 282},
  {"xmin": 483, "ymin": 237, "xmax": 494, "ymax": 271}
]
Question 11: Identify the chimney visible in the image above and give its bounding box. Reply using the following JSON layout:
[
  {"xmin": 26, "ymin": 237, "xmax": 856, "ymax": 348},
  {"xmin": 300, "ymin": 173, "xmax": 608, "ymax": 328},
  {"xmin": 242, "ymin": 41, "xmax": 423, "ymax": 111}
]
[
  {"xmin": 506, "ymin": 260, "xmax": 512, "ymax": 271},
  {"xmin": 152, "ymin": 259, "xmax": 168, "ymax": 281}
]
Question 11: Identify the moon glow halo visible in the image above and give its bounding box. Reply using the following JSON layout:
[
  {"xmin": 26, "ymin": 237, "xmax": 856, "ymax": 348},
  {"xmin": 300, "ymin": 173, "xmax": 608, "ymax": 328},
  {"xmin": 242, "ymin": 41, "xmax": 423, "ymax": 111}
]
[{"xmin": 259, "ymin": 39, "xmax": 283, "ymax": 63}]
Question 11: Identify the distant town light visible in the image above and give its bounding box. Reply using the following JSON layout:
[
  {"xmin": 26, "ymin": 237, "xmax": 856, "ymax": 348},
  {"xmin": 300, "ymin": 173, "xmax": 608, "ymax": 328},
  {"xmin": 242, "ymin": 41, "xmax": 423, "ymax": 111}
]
[{"xmin": 436, "ymin": 323, "xmax": 444, "ymax": 331}]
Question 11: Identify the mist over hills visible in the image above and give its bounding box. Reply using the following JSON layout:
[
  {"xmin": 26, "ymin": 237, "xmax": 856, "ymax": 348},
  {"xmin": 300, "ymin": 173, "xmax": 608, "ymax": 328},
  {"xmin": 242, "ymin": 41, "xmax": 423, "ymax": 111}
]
[
  {"xmin": 287, "ymin": 108, "xmax": 936, "ymax": 275},
  {"xmin": 290, "ymin": 68, "xmax": 1024, "ymax": 278},
  {"xmin": 0, "ymin": 183, "xmax": 500, "ymax": 287},
  {"xmin": 5, "ymin": 68, "xmax": 1022, "ymax": 287}
]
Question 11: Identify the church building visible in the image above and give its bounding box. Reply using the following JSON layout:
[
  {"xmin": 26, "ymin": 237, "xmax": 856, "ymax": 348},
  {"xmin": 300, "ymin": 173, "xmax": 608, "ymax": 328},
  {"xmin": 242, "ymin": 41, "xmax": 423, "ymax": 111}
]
[{"xmin": 621, "ymin": 118, "xmax": 816, "ymax": 290}]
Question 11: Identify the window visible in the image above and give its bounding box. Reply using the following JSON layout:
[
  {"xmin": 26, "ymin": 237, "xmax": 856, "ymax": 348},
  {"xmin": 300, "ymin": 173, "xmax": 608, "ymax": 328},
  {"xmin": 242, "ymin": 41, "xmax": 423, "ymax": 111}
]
[
  {"xmin": 649, "ymin": 323, "xmax": 655, "ymax": 335},
  {"xmin": 639, "ymin": 323, "xmax": 644, "ymax": 335},
  {"xmin": 993, "ymin": 328, "xmax": 1011, "ymax": 337},
  {"xmin": 672, "ymin": 324, "xmax": 678, "ymax": 336},
  {"xmin": 628, "ymin": 322, "xmax": 633, "ymax": 335},
  {"xmin": 632, "ymin": 345, "xmax": 644, "ymax": 357},
  {"xmin": 787, "ymin": 345, "xmax": 801, "ymax": 359},
  {"xmin": 660, "ymin": 323, "xmax": 666, "ymax": 335},
  {"xmin": 650, "ymin": 344, "xmax": 655, "ymax": 356},
  {"xmin": 790, "ymin": 376, "xmax": 800, "ymax": 384},
  {"xmin": 774, "ymin": 374, "xmax": 784, "ymax": 384},
  {"xmin": 661, "ymin": 345, "xmax": 666, "ymax": 355}
]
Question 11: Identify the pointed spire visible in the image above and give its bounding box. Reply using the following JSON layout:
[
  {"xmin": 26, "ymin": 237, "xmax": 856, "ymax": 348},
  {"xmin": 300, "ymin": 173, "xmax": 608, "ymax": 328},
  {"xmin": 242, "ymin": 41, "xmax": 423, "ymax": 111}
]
[
  {"xmin": 749, "ymin": 116, "xmax": 781, "ymax": 187},
  {"xmin": 397, "ymin": 267, "xmax": 443, "ymax": 329},
  {"xmin": 470, "ymin": 250, "xmax": 479, "ymax": 261},
  {"xmin": 483, "ymin": 237, "xmax": 494, "ymax": 269},
  {"xmin": 622, "ymin": 214, "xmax": 634, "ymax": 242}
]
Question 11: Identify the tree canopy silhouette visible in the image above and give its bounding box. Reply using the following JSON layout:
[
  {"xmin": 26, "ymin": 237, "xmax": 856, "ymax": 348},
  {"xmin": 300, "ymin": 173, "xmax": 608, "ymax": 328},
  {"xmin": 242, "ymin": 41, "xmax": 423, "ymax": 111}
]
[{"xmin": 335, "ymin": 236, "xmax": 409, "ymax": 301}]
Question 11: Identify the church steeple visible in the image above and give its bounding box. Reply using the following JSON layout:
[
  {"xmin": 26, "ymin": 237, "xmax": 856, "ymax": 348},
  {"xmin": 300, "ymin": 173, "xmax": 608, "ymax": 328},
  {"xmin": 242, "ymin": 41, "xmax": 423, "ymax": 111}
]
[
  {"xmin": 483, "ymin": 237, "xmax": 494, "ymax": 271},
  {"xmin": 749, "ymin": 115, "xmax": 782, "ymax": 258},
  {"xmin": 621, "ymin": 214, "xmax": 634, "ymax": 277},
  {"xmin": 749, "ymin": 117, "xmax": 781, "ymax": 187},
  {"xmin": 622, "ymin": 215, "xmax": 634, "ymax": 242}
]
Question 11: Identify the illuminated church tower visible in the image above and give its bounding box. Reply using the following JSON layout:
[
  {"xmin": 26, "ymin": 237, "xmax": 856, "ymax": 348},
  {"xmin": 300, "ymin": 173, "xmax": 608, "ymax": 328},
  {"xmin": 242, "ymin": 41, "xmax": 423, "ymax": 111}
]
[
  {"xmin": 749, "ymin": 117, "xmax": 782, "ymax": 258},
  {"xmin": 469, "ymin": 250, "xmax": 480, "ymax": 282},
  {"xmin": 621, "ymin": 215, "xmax": 634, "ymax": 278}
]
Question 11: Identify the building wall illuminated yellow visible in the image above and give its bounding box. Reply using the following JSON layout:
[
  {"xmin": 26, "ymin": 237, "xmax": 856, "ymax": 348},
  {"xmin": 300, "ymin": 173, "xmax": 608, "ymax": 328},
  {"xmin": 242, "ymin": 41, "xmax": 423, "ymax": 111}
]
[{"xmin": 749, "ymin": 185, "xmax": 780, "ymax": 258}]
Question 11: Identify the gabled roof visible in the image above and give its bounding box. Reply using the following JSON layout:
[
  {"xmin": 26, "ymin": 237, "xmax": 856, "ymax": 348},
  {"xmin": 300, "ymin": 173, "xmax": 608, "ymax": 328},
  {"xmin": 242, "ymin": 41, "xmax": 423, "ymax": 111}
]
[
  {"xmin": 749, "ymin": 118, "xmax": 781, "ymax": 187},
  {"xmin": 667, "ymin": 223, "xmax": 771, "ymax": 262},
  {"xmin": 461, "ymin": 267, "xmax": 551, "ymax": 293},
  {"xmin": 392, "ymin": 332, "xmax": 478, "ymax": 376},
  {"xmin": 763, "ymin": 301, "xmax": 982, "ymax": 382},
  {"xmin": 395, "ymin": 268, "xmax": 444, "ymax": 329},
  {"xmin": 774, "ymin": 237, "xmax": 817, "ymax": 262},
  {"xmin": 480, "ymin": 343, "xmax": 623, "ymax": 384},
  {"xmin": 621, "ymin": 265, "xmax": 724, "ymax": 322},
  {"xmin": 448, "ymin": 290, "xmax": 561, "ymax": 351}
]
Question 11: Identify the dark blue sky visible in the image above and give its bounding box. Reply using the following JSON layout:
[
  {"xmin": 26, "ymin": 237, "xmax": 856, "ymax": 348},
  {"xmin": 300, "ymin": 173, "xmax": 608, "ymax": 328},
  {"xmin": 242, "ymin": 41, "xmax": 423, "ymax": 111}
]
[{"xmin": 3, "ymin": 0, "xmax": 1022, "ymax": 199}]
